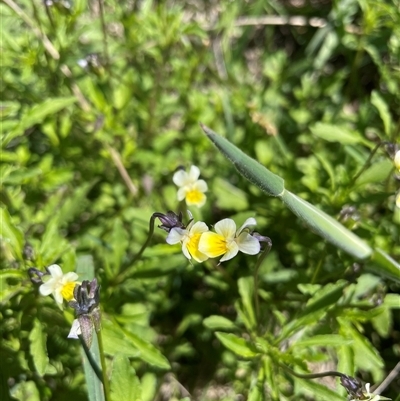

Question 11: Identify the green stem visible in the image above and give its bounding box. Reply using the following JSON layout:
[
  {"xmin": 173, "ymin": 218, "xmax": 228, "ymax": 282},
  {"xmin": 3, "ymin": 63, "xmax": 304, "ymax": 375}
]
[
  {"xmin": 96, "ymin": 329, "xmax": 111, "ymax": 401},
  {"xmin": 280, "ymin": 363, "xmax": 346, "ymax": 380},
  {"xmin": 79, "ymin": 335, "xmax": 103, "ymax": 382},
  {"xmin": 253, "ymin": 238, "xmax": 272, "ymax": 329},
  {"xmin": 349, "ymin": 141, "xmax": 383, "ymax": 187},
  {"xmin": 113, "ymin": 214, "xmax": 157, "ymax": 284}
]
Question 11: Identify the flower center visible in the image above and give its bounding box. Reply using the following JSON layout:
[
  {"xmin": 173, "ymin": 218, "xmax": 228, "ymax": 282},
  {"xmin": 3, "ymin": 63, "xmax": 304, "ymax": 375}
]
[
  {"xmin": 185, "ymin": 189, "xmax": 205, "ymax": 205},
  {"xmin": 61, "ymin": 282, "xmax": 77, "ymax": 301}
]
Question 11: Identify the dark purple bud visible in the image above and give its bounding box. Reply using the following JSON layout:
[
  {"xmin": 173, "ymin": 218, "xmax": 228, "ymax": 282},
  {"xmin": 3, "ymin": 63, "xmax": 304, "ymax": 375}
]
[
  {"xmin": 28, "ymin": 267, "xmax": 48, "ymax": 284},
  {"xmin": 340, "ymin": 375, "xmax": 363, "ymax": 398},
  {"xmin": 154, "ymin": 211, "xmax": 186, "ymax": 233}
]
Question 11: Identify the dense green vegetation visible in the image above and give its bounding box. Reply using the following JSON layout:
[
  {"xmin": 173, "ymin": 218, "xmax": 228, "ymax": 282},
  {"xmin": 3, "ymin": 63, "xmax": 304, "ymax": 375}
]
[{"xmin": 1, "ymin": 0, "xmax": 399, "ymax": 400}]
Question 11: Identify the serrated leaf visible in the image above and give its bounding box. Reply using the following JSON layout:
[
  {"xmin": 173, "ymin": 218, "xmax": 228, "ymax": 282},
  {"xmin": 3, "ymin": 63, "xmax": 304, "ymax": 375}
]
[
  {"xmin": 215, "ymin": 332, "xmax": 258, "ymax": 358},
  {"xmin": 203, "ymin": 315, "xmax": 237, "ymax": 331},
  {"xmin": 29, "ymin": 319, "xmax": 49, "ymax": 376},
  {"xmin": 122, "ymin": 328, "xmax": 170, "ymax": 369},
  {"xmin": 111, "ymin": 355, "xmax": 142, "ymax": 401}
]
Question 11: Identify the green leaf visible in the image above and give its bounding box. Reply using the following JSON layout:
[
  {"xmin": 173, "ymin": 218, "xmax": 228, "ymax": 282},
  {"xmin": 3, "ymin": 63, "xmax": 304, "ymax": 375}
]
[
  {"xmin": 213, "ymin": 177, "xmax": 249, "ymax": 211},
  {"xmin": 203, "ymin": 315, "xmax": 237, "ymax": 331},
  {"xmin": 29, "ymin": 319, "xmax": 49, "ymax": 376},
  {"xmin": 201, "ymin": 126, "xmax": 373, "ymax": 261},
  {"xmin": 355, "ymin": 159, "xmax": 393, "ymax": 186},
  {"xmin": 110, "ymin": 355, "xmax": 142, "ymax": 401},
  {"xmin": 215, "ymin": 332, "xmax": 258, "ymax": 358},
  {"xmin": 371, "ymin": 91, "xmax": 393, "ymax": 136},
  {"xmin": 4, "ymin": 97, "xmax": 76, "ymax": 146},
  {"xmin": 201, "ymin": 124, "xmax": 285, "ymax": 196},
  {"xmin": 281, "ymin": 190, "xmax": 372, "ymax": 259},
  {"xmin": 310, "ymin": 122, "xmax": 368, "ymax": 145},
  {"xmin": 76, "ymin": 255, "xmax": 95, "ymax": 281},
  {"xmin": 293, "ymin": 334, "xmax": 352, "ymax": 348},
  {"xmin": 102, "ymin": 321, "xmax": 141, "ymax": 358},
  {"xmin": 237, "ymin": 277, "xmax": 256, "ymax": 330},
  {"xmin": 122, "ymin": 328, "xmax": 170, "ymax": 369},
  {"xmin": 367, "ymin": 249, "xmax": 400, "ymax": 283},
  {"xmin": 294, "ymin": 377, "xmax": 345, "ymax": 401},
  {"xmin": 0, "ymin": 207, "xmax": 24, "ymax": 260},
  {"xmin": 383, "ymin": 293, "xmax": 400, "ymax": 309},
  {"xmin": 82, "ymin": 332, "xmax": 105, "ymax": 401},
  {"xmin": 9, "ymin": 381, "xmax": 41, "ymax": 401}
]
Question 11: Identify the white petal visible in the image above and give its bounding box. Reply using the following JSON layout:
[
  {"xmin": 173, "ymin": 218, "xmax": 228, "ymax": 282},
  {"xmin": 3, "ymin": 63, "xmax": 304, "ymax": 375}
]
[
  {"xmin": 188, "ymin": 165, "xmax": 200, "ymax": 181},
  {"xmin": 54, "ymin": 291, "xmax": 63, "ymax": 305},
  {"xmin": 181, "ymin": 241, "xmax": 192, "ymax": 260},
  {"xmin": 237, "ymin": 217, "xmax": 257, "ymax": 236},
  {"xmin": 47, "ymin": 264, "xmax": 63, "ymax": 278},
  {"xmin": 219, "ymin": 242, "xmax": 239, "ymax": 262},
  {"xmin": 166, "ymin": 228, "xmax": 186, "ymax": 244},
  {"xmin": 236, "ymin": 233, "xmax": 260, "ymax": 255},
  {"xmin": 173, "ymin": 170, "xmax": 189, "ymax": 187},
  {"xmin": 63, "ymin": 272, "xmax": 79, "ymax": 283},
  {"xmin": 177, "ymin": 187, "xmax": 187, "ymax": 201},
  {"xmin": 214, "ymin": 219, "xmax": 236, "ymax": 240},
  {"xmin": 68, "ymin": 319, "xmax": 81, "ymax": 339},
  {"xmin": 39, "ymin": 281, "xmax": 55, "ymax": 296},
  {"xmin": 193, "ymin": 179, "xmax": 208, "ymax": 193},
  {"xmin": 190, "ymin": 221, "xmax": 209, "ymax": 234}
]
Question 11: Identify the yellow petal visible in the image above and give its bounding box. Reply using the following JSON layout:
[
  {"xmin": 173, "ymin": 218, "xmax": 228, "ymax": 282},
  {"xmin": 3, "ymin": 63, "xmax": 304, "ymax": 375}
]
[
  {"xmin": 61, "ymin": 281, "xmax": 77, "ymax": 301},
  {"xmin": 186, "ymin": 233, "xmax": 208, "ymax": 262},
  {"xmin": 198, "ymin": 232, "xmax": 228, "ymax": 258}
]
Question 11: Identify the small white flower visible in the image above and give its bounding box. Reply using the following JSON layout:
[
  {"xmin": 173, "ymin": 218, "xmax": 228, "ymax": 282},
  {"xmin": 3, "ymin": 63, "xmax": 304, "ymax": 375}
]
[
  {"xmin": 67, "ymin": 319, "xmax": 81, "ymax": 339},
  {"xmin": 198, "ymin": 218, "xmax": 260, "ymax": 263},
  {"xmin": 166, "ymin": 219, "xmax": 209, "ymax": 263},
  {"xmin": 173, "ymin": 165, "xmax": 208, "ymax": 207},
  {"xmin": 350, "ymin": 383, "xmax": 392, "ymax": 401},
  {"xmin": 39, "ymin": 264, "xmax": 79, "ymax": 305}
]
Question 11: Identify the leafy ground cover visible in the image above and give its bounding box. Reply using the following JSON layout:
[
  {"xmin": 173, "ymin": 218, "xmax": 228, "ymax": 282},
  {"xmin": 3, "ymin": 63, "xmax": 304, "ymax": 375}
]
[{"xmin": 1, "ymin": 0, "xmax": 400, "ymax": 400}]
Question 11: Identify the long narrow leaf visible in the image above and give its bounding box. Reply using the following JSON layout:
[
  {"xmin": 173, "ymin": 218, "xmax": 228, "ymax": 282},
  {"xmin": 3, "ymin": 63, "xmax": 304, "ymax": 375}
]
[{"xmin": 201, "ymin": 125, "xmax": 400, "ymax": 282}]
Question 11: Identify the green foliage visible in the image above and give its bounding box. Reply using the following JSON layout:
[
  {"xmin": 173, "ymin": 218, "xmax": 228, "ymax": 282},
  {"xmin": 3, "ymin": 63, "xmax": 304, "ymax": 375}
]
[{"xmin": 1, "ymin": 0, "xmax": 399, "ymax": 400}]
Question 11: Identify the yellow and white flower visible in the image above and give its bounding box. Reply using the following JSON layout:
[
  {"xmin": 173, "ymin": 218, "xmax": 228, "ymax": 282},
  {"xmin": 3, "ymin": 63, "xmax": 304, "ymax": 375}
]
[
  {"xmin": 394, "ymin": 150, "xmax": 400, "ymax": 172},
  {"xmin": 350, "ymin": 383, "xmax": 391, "ymax": 401},
  {"xmin": 166, "ymin": 220, "xmax": 209, "ymax": 262},
  {"xmin": 198, "ymin": 218, "xmax": 260, "ymax": 263},
  {"xmin": 39, "ymin": 264, "xmax": 79, "ymax": 305},
  {"xmin": 173, "ymin": 165, "xmax": 208, "ymax": 207}
]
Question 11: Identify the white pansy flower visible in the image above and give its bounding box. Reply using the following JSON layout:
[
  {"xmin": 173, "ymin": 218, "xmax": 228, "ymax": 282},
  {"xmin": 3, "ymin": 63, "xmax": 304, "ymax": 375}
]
[
  {"xmin": 198, "ymin": 218, "xmax": 260, "ymax": 263},
  {"xmin": 166, "ymin": 220, "xmax": 209, "ymax": 263},
  {"xmin": 39, "ymin": 264, "xmax": 79, "ymax": 305},
  {"xmin": 173, "ymin": 165, "xmax": 208, "ymax": 207}
]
